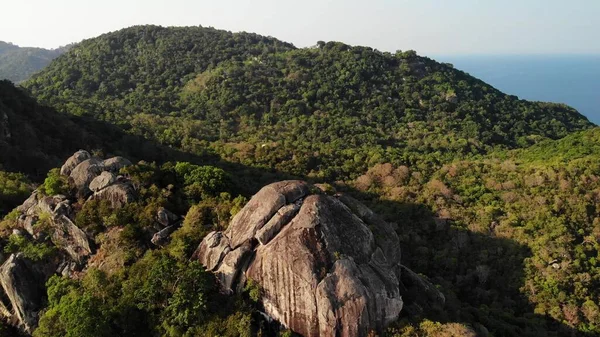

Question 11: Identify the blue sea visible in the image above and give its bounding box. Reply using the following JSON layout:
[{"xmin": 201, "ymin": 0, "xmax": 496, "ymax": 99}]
[{"xmin": 433, "ymin": 55, "xmax": 600, "ymax": 125}]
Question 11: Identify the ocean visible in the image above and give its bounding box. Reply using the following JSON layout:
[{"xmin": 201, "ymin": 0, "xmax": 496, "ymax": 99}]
[{"xmin": 433, "ymin": 55, "xmax": 600, "ymax": 125}]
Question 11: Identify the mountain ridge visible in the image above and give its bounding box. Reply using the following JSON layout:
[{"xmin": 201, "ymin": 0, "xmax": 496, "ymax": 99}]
[
  {"xmin": 23, "ymin": 25, "xmax": 593, "ymax": 182},
  {"xmin": 0, "ymin": 24, "xmax": 598, "ymax": 336},
  {"xmin": 0, "ymin": 41, "xmax": 70, "ymax": 83}
]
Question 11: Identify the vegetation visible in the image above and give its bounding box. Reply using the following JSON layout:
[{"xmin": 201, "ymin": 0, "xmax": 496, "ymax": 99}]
[
  {"xmin": 0, "ymin": 170, "xmax": 33, "ymax": 215},
  {"xmin": 25, "ymin": 26, "xmax": 591, "ymax": 182},
  {"xmin": 355, "ymin": 128, "xmax": 600, "ymax": 335},
  {"xmin": 41, "ymin": 168, "xmax": 69, "ymax": 196},
  {"xmin": 0, "ymin": 25, "xmax": 596, "ymax": 336},
  {"xmin": 19, "ymin": 161, "xmax": 275, "ymax": 337},
  {"xmin": 0, "ymin": 41, "xmax": 68, "ymax": 83}
]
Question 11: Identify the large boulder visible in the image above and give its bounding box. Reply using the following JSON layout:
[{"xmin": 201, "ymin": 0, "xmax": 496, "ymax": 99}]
[
  {"xmin": 224, "ymin": 180, "xmax": 309, "ymax": 249},
  {"xmin": 60, "ymin": 150, "xmax": 92, "ymax": 176},
  {"xmin": 50, "ymin": 215, "xmax": 93, "ymax": 264},
  {"xmin": 90, "ymin": 183, "xmax": 135, "ymax": 208},
  {"xmin": 151, "ymin": 225, "xmax": 179, "ymax": 246},
  {"xmin": 69, "ymin": 157, "xmax": 104, "ymax": 195},
  {"xmin": 0, "ymin": 254, "xmax": 49, "ymax": 333},
  {"xmin": 102, "ymin": 156, "xmax": 132, "ymax": 173},
  {"xmin": 89, "ymin": 171, "xmax": 116, "ymax": 192},
  {"xmin": 66, "ymin": 154, "xmax": 133, "ymax": 197},
  {"xmin": 194, "ymin": 181, "xmax": 429, "ymax": 337},
  {"xmin": 156, "ymin": 207, "xmax": 179, "ymax": 228}
]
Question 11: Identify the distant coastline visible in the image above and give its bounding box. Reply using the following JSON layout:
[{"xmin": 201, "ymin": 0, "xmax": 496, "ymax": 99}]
[{"xmin": 433, "ymin": 54, "xmax": 600, "ymax": 125}]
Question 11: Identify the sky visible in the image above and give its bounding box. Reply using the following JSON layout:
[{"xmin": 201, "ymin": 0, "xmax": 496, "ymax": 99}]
[{"xmin": 1, "ymin": 0, "xmax": 599, "ymax": 55}]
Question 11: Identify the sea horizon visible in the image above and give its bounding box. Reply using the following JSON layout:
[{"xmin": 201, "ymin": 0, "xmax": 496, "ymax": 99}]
[{"xmin": 432, "ymin": 54, "xmax": 600, "ymax": 125}]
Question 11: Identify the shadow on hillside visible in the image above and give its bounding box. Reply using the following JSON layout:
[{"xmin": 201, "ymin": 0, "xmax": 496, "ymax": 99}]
[
  {"xmin": 24, "ymin": 113, "xmax": 590, "ymax": 336},
  {"xmin": 339, "ymin": 189, "xmax": 590, "ymax": 337}
]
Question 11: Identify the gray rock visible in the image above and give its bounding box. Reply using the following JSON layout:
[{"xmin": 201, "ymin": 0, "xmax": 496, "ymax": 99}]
[
  {"xmin": 53, "ymin": 200, "xmax": 72, "ymax": 218},
  {"xmin": 195, "ymin": 181, "xmax": 416, "ymax": 337},
  {"xmin": 0, "ymin": 254, "xmax": 47, "ymax": 333},
  {"xmin": 398, "ymin": 264, "xmax": 445, "ymax": 315},
  {"xmin": 50, "ymin": 215, "xmax": 92, "ymax": 264},
  {"xmin": 69, "ymin": 157, "xmax": 103, "ymax": 195},
  {"xmin": 102, "ymin": 156, "xmax": 132, "ymax": 173},
  {"xmin": 151, "ymin": 225, "xmax": 179, "ymax": 246},
  {"xmin": 90, "ymin": 183, "xmax": 135, "ymax": 208},
  {"xmin": 89, "ymin": 171, "xmax": 116, "ymax": 192},
  {"xmin": 193, "ymin": 231, "xmax": 231, "ymax": 271},
  {"xmin": 157, "ymin": 207, "xmax": 179, "ymax": 227},
  {"xmin": 60, "ymin": 150, "xmax": 91, "ymax": 176},
  {"xmin": 16, "ymin": 191, "xmax": 39, "ymax": 214},
  {"xmin": 214, "ymin": 242, "xmax": 253, "ymax": 293},
  {"xmin": 18, "ymin": 216, "xmax": 37, "ymax": 238},
  {"xmin": 337, "ymin": 194, "xmax": 401, "ymax": 264}
]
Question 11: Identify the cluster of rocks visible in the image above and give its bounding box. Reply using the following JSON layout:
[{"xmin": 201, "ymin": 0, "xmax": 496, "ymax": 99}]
[
  {"xmin": 60, "ymin": 149, "xmax": 135, "ymax": 205},
  {"xmin": 0, "ymin": 151, "xmax": 444, "ymax": 336},
  {"xmin": 194, "ymin": 180, "xmax": 445, "ymax": 337},
  {"xmin": 0, "ymin": 150, "xmax": 139, "ymax": 333}
]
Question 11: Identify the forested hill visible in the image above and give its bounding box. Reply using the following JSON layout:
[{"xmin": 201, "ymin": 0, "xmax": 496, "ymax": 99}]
[
  {"xmin": 0, "ymin": 80, "xmax": 215, "ymax": 180},
  {"xmin": 0, "ymin": 41, "xmax": 68, "ymax": 83},
  {"xmin": 1, "ymin": 25, "xmax": 600, "ymax": 336},
  {"xmin": 24, "ymin": 25, "xmax": 593, "ymax": 180}
]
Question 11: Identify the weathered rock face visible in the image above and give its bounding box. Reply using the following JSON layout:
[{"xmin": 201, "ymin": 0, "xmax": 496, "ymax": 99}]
[
  {"xmin": 102, "ymin": 156, "xmax": 132, "ymax": 173},
  {"xmin": 91, "ymin": 183, "xmax": 135, "ymax": 208},
  {"xmin": 89, "ymin": 171, "xmax": 116, "ymax": 192},
  {"xmin": 50, "ymin": 215, "xmax": 93, "ymax": 264},
  {"xmin": 0, "ymin": 254, "xmax": 48, "ymax": 333},
  {"xmin": 69, "ymin": 157, "xmax": 104, "ymax": 195},
  {"xmin": 60, "ymin": 150, "xmax": 92, "ymax": 176},
  {"xmin": 66, "ymin": 151, "xmax": 133, "ymax": 197},
  {"xmin": 156, "ymin": 207, "xmax": 179, "ymax": 228},
  {"xmin": 195, "ymin": 180, "xmax": 438, "ymax": 337},
  {"xmin": 0, "ymin": 151, "xmax": 139, "ymax": 333}
]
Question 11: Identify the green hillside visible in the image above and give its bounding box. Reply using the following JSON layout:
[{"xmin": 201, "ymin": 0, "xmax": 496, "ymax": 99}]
[
  {"xmin": 24, "ymin": 26, "xmax": 592, "ymax": 181},
  {"xmin": 0, "ymin": 41, "xmax": 68, "ymax": 83},
  {"xmin": 356, "ymin": 127, "xmax": 600, "ymax": 335},
  {"xmin": 0, "ymin": 25, "xmax": 595, "ymax": 336}
]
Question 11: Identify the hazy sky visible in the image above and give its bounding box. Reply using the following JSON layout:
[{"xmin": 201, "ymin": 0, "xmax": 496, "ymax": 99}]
[{"xmin": 2, "ymin": 0, "xmax": 599, "ymax": 55}]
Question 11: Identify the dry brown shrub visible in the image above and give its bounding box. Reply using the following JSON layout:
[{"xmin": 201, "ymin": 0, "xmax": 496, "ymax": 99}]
[
  {"xmin": 500, "ymin": 160, "xmax": 517, "ymax": 171},
  {"xmin": 395, "ymin": 165, "xmax": 410, "ymax": 182},
  {"xmin": 501, "ymin": 180, "xmax": 516, "ymax": 190},
  {"xmin": 428, "ymin": 179, "xmax": 453, "ymax": 199},
  {"xmin": 355, "ymin": 174, "xmax": 373, "ymax": 191}
]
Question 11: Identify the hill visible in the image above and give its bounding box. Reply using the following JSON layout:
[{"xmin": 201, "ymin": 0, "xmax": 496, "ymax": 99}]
[
  {"xmin": 353, "ymin": 127, "xmax": 600, "ymax": 335},
  {"xmin": 0, "ymin": 41, "xmax": 68, "ymax": 83},
  {"xmin": 0, "ymin": 25, "xmax": 597, "ymax": 336},
  {"xmin": 24, "ymin": 26, "xmax": 593, "ymax": 181}
]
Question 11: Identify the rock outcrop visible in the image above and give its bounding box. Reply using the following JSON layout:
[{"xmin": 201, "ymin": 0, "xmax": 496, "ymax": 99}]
[
  {"xmin": 90, "ymin": 183, "xmax": 135, "ymax": 208},
  {"xmin": 194, "ymin": 180, "xmax": 443, "ymax": 337},
  {"xmin": 0, "ymin": 254, "xmax": 48, "ymax": 333},
  {"xmin": 69, "ymin": 157, "xmax": 104, "ymax": 195},
  {"xmin": 60, "ymin": 150, "xmax": 92, "ymax": 176},
  {"xmin": 65, "ymin": 151, "xmax": 133, "ymax": 197},
  {"xmin": 89, "ymin": 171, "xmax": 116, "ymax": 192},
  {"xmin": 0, "ymin": 151, "xmax": 138, "ymax": 333},
  {"xmin": 102, "ymin": 156, "xmax": 132, "ymax": 173}
]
